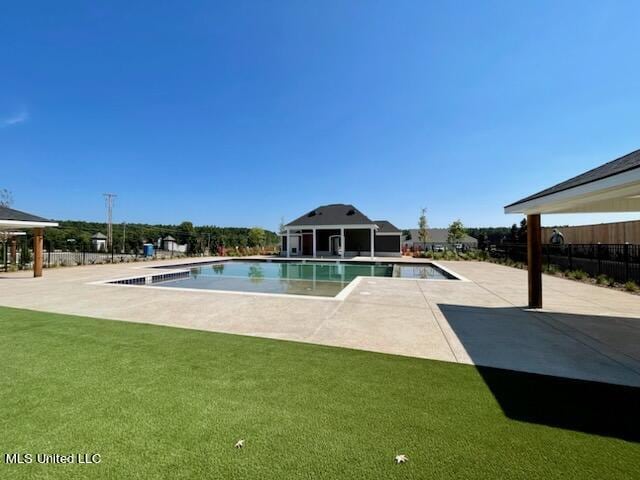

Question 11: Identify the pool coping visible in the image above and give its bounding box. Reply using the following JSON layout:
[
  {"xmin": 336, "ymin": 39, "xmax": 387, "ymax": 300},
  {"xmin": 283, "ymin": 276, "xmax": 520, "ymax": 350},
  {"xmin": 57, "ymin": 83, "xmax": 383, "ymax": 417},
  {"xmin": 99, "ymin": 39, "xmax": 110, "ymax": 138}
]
[{"xmin": 88, "ymin": 259, "xmax": 469, "ymax": 302}]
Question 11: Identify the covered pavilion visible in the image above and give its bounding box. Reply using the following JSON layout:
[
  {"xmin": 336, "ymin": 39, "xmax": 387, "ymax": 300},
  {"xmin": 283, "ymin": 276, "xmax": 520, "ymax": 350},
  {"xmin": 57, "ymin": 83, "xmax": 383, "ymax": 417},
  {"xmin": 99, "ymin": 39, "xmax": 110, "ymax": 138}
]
[
  {"xmin": 0, "ymin": 206, "xmax": 59, "ymax": 277},
  {"xmin": 505, "ymin": 149, "xmax": 640, "ymax": 308}
]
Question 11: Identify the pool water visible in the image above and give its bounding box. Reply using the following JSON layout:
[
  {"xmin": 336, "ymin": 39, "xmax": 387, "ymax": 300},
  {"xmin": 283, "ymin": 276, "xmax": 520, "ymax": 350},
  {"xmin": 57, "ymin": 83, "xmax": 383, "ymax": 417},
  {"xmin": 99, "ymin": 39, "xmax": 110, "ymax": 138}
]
[{"xmin": 146, "ymin": 260, "xmax": 454, "ymax": 297}]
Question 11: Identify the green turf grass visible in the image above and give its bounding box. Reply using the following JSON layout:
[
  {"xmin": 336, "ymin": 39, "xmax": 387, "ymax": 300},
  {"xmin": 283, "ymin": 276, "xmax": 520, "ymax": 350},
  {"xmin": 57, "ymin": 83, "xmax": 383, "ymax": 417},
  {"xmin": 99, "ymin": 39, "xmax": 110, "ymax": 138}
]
[{"xmin": 0, "ymin": 306, "xmax": 638, "ymax": 479}]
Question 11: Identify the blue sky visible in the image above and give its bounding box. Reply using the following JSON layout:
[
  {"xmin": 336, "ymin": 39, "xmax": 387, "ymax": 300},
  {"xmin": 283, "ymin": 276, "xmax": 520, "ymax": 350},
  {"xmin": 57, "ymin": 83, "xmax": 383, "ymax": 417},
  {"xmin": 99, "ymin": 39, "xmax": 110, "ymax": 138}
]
[{"xmin": 1, "ymin": 1, "xmax": 639, "ymax": 230}]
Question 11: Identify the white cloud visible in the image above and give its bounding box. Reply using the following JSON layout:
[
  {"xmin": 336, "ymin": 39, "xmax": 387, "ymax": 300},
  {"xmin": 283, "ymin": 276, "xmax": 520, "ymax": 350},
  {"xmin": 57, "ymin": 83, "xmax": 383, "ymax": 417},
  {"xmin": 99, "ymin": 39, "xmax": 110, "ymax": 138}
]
[{"xmin": 1, "ymin": 107, "xmax": 29, "ymax": 127}]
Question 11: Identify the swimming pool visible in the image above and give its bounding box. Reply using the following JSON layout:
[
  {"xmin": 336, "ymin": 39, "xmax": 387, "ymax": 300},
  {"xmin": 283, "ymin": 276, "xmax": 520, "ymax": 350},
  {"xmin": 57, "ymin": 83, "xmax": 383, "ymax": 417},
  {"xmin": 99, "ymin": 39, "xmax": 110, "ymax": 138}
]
[{"xmin": 113, "ymin": 260, "xmax": 456, "ymax": 298}]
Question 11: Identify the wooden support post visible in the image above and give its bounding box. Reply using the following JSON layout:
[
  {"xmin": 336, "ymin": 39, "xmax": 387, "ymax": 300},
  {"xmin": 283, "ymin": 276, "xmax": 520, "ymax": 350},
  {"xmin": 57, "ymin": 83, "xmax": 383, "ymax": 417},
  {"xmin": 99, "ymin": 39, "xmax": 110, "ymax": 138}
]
[
  {"xmin": 33, "ymin": 228, "xmax": 44, "ymax": 277},
  {"xmin": 527, "ymin": 214, "xmax": 542, "ymax": 308}
]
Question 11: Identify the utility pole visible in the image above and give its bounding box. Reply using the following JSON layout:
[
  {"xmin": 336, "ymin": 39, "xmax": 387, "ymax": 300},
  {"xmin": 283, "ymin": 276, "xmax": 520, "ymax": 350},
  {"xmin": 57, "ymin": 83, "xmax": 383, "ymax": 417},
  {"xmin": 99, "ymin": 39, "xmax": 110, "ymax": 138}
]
[
  {"xmin": 122, "ymin": 222, "xmax": 126, "ymax": 253},
  {"xmin": 103, "ymin": 193, "xmax": 117, "ymax": 251}
]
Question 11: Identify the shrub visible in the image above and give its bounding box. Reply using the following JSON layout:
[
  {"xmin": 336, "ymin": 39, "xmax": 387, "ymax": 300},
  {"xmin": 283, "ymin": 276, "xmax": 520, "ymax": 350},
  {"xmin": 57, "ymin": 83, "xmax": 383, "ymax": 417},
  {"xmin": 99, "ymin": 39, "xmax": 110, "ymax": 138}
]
[
  {"xmin": 568, "ymin": 269, "xmax": 587, "ymax": 280},
  {"xmin": 443, "ymin": 250, "xmax": 457, "ymax": 261},
  {"xmin": 596, "ymin": 274, "xmax": 613, "ymax": 286},
  {"xmin": 464, "ymin": 250, "xmax": 484, "ymax": 261},
  {"xmin": 575, "ymin": 270, "xmax": 588, "ymax": 280},
  {"xmin": 624, "ymin": 281, "xmax": 638, "ymax": 292}
]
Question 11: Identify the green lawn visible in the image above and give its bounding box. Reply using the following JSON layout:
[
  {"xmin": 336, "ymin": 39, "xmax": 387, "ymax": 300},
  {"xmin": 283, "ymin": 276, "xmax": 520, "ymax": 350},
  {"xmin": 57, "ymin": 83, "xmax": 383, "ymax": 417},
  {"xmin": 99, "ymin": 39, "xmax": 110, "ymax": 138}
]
[{"xmin": 0, "ymin": 306, "xmax": 638, "ymax": 479}]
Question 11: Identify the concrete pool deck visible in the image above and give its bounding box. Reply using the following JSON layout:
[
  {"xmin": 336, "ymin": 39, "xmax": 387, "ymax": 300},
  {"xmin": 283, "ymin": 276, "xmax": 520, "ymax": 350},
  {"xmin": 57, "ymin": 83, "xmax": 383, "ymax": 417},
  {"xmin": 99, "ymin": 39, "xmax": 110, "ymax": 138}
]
[{"xmin": 1, "ymin": 256, "xmax": 639, "ymax": 386}]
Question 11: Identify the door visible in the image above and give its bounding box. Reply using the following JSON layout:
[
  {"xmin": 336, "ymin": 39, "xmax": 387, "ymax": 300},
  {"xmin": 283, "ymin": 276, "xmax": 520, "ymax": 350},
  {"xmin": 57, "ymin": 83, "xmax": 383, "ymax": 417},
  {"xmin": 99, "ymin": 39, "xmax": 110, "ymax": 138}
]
[{"xmin": 302, "ymin": 234, "xmax": 313, "ymax": 256}]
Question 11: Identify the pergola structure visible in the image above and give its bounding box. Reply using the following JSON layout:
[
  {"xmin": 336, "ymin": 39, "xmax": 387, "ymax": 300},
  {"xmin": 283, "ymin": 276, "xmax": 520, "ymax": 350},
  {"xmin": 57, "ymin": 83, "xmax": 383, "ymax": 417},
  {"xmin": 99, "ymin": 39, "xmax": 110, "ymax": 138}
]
[
  {"xmin": 505, "ymin": 148, "xmax": 640, "ymax": 308},
  {"xmin": 0, "ymin": 206, "xmax": 59, "ymax": 277}
]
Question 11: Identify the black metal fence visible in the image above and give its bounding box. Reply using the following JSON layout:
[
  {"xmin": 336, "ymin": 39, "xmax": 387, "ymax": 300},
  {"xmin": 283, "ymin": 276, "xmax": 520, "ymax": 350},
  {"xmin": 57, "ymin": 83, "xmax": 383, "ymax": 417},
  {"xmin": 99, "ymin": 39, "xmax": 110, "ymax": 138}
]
[
  {"xmin": 1, "ymin": 237, "xmax": 187, "ymax": 272},
  {"xmin": 493, "ymin": 243, "xmax": 640, "ymax": 284}
]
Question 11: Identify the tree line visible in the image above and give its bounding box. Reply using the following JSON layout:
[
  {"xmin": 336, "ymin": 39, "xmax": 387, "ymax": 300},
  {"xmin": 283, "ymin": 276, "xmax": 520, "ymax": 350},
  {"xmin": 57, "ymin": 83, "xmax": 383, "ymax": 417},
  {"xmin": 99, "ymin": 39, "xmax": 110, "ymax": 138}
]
[
  {"xmin": 466, "ymin": 219, "xmax": 527, "ymax": 249},
  {"xmin": 40, "ymin": 220, "xmax": 278, "ymax": 253}
]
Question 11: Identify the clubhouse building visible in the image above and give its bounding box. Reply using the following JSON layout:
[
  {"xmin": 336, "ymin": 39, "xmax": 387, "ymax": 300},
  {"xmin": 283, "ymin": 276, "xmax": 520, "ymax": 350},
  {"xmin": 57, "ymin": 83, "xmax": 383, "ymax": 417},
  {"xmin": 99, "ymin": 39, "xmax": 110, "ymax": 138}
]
[{"xmin": 280, "ymin": 204, "xmax": 401, "ymax": 258}]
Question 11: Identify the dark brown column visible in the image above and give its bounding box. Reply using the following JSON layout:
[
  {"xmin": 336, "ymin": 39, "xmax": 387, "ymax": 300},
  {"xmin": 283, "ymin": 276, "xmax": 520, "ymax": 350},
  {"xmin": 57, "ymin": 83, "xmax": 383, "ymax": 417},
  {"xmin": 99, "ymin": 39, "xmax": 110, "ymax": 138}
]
[
  {"xmin": 10, "ymin": 237, "xmax": 17, "ymax": 265},
  {"xmin": 527, "ymin": 214, "xmax": 542, "ymax": 308},
  {"xmin": 33, "ymin": 228, "xmax": 44, "ymax": 277}
]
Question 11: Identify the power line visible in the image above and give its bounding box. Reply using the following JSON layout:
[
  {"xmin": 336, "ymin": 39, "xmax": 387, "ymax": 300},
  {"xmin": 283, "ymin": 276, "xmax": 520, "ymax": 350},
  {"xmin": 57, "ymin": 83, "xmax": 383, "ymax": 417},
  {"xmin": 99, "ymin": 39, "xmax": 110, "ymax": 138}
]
[{"xmin": 103, "ymin": 193, "xmax": 117, "ymax": 250}]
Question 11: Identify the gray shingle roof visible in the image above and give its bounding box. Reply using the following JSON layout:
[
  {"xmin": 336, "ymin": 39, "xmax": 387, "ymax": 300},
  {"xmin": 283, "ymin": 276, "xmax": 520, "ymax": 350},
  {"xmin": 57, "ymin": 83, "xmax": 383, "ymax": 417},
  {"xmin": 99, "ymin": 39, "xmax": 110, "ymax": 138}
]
[
  {"xmin": 506, "ymin": 148, "xmax": 640, "ymax": 208},
  {"xmin": 403, "ymin": 228, "xmax": 477, "ymax": 244},
  {"xmin": 374, "ymin": 220, "xmax": 401, "ymax": 233},
  {"xmin": 0, "ymin": 206, "xmax": 51, "ymax": 222},
  {"xmin": 286, "ymin": 204, "xmax": 375, "ymax": 226},
  {"xmin": 92, "ymin": 232, "xmax": 107, "ymax": 239}
]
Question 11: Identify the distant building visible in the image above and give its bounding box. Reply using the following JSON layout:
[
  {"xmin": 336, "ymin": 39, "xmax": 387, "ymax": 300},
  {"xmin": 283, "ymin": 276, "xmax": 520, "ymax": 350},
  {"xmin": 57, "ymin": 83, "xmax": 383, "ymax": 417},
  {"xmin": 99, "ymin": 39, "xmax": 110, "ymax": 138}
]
[
  {"xmin": 159, "ymin": 235, "xmax": 187, "ymax": 253},
  {"xmin": 91, "ymin": 232, "xmax": 107, "ymax": 251},
  {"xmin": 402, "ymin": 228, "xmax": 478, "ymax": 250},
  {"xmin": 162, "ymin": 235, "xmax": 178, "ymax": 251}
]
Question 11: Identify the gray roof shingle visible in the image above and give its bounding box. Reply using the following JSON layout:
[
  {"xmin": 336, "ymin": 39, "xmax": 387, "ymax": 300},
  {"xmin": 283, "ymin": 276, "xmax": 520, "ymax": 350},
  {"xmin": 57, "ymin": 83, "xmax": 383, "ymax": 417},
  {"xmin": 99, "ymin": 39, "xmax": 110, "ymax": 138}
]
[
  {"xmin": 506, "ymin": 148, "xmax": 640, "ymax": 208},
  {"xmin": 374, "ymin": 220, "xmax": 401, "ymax": 233},
  {"xmin": 286, "ymin": 204, "xmax": 375, "ymax": 226},
  {"xmin": 0, "ymin": 206, "xmax": 51, "ymax": 222}
]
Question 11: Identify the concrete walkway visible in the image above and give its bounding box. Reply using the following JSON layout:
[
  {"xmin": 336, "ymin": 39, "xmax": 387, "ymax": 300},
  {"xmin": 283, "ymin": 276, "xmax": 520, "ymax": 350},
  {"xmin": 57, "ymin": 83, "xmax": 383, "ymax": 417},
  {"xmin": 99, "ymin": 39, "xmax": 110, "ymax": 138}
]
[{"xmin": 1, "ymin": 257, "xmax": 639, "ymax": 386}]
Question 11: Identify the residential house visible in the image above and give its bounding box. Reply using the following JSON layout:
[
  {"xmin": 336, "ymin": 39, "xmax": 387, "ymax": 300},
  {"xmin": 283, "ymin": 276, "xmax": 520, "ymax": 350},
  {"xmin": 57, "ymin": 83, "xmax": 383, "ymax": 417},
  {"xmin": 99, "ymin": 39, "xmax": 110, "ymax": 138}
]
[{"xmin": 403, "ymin": 228, "xmax": 478, "ymax": 250}]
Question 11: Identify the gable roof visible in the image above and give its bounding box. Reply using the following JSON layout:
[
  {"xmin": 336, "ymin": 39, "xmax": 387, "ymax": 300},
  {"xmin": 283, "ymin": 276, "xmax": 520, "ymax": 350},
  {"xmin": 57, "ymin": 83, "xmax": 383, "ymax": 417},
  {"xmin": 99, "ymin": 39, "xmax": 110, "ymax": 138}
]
[
  {"xmin": 163, "ymin": 235, "xmax": 176, "ymax": 241},
  {"xmin": 91, "ymin": 232, "xmax": 107, "ymax": 239},
  {"xmin": 506, "ymin": 148, "xmax": 640, "ymax": 209},
  {"xmin": 0, "ymin": 205, "xmax": 51, "ymax": 222},
  {"xmin": 286, "ymin": 204, "xmax": 375, "ymax": 227},
  {"xmin": 403, "ymin": 228, "xmax": 477, "ymax": 244},
  {"xmin": 374, "ymin": 220, "xmax": 401, "ymax": 233}
]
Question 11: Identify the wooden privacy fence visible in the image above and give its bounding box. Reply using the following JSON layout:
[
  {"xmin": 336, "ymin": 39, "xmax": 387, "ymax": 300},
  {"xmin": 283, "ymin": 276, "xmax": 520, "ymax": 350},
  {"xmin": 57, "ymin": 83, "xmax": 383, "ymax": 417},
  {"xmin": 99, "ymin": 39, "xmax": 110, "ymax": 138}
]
[{"xmin": 542, "ymin": 220, "xmax": 640, "ymax": 244}]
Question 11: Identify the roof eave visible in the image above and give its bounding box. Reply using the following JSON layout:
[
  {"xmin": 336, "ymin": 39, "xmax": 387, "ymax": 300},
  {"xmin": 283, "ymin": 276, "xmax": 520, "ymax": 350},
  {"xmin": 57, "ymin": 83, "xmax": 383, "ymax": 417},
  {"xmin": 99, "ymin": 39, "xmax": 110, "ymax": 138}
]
[
  {"xmin": 285, "ymin": 223, "xmax": 379, "ymax": 229},
  {"xmin": 0, "ymin": 220, "xmax": 59, "ymax": 230},
  {"xmin": 505, "ymin": 167, "xmax": 640, "ymax": 214}
]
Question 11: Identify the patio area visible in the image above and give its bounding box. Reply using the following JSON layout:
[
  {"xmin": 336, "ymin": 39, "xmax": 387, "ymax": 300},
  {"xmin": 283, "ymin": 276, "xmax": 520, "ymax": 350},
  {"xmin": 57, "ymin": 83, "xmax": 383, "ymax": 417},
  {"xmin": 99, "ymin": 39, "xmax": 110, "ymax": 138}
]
[{"xmin": 1, "ymin": 257, "xmax": 639, "ymax": 386}]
